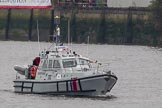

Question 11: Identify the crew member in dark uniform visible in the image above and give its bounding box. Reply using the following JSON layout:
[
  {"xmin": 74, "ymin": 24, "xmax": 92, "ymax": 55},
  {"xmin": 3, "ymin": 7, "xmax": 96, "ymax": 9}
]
[{"xmin": 33, "ymin": 57, "xmax": 40, "ymax": 66}]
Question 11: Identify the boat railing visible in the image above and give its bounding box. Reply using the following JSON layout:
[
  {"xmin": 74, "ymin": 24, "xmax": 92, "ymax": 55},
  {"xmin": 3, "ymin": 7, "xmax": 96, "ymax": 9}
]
[
  {"xmin": 91, "ymin": 62, "xmax": 110, "ymax": 73},
  {"xmin": 62, "ymin": 62, "xmax": 110, "ymax": 74}
]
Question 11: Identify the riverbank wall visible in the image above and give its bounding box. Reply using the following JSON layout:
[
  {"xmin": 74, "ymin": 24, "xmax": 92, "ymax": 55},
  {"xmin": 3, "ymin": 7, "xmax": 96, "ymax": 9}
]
[{"xmin": 0, "ymin": 7, "xmax": 161, "ymax": 46}]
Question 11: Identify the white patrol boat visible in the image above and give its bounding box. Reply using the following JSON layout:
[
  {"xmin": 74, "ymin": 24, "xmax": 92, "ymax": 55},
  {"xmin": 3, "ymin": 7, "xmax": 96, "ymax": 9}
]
[{"xmin": 13, "ymin": 27, "xmax": 117, "ymax": 96}]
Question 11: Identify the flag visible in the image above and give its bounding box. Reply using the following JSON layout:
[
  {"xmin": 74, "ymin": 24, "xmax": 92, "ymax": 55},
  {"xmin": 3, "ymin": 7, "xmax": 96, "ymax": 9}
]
[{"xmin": 0, "ymin": 0, "xmax": 52, "ymax": 9}]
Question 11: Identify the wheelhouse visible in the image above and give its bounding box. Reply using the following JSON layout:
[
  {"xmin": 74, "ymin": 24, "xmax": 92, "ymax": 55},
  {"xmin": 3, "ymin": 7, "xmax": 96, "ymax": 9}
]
[{"xmin": 39, "ymin": 54, "xmax": 92, "ymax": 72}]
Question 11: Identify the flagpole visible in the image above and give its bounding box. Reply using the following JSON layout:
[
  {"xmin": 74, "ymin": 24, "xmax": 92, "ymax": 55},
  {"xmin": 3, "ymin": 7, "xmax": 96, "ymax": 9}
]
[{"xmin": 37, "ymin": 20, "xmax": 40, "ymax": 54}]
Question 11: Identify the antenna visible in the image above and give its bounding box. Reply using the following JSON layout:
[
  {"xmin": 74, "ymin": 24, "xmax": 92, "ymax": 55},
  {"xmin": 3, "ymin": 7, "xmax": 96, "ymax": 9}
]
[
  {"xmin": 132, "ymin": 1, "xmax": 136, "ymax": 7},
  {"xmin": 87, "ymin": 35, "xmax": 89, "ymax": 57},
  {"xmin": 70, "ymin": 36, "xmax": 73, "ymax": 51},
  {"xmin": 68, "ymin": 18, "xmax": 70, "ymax": 47},
  {"xmin": 36, "ymin": 20, "xmax": 40, "ymax": 53}
]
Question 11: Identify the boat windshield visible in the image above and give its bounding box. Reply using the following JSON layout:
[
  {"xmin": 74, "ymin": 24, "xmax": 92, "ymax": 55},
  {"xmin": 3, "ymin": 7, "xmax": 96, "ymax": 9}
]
[
  {"xmin": 79, "ymin": 58, "xmax": 92, "ymax": 69},
  {"xmin": 62, "ymin": 58, "xmax": 77, "ymax": 68}
]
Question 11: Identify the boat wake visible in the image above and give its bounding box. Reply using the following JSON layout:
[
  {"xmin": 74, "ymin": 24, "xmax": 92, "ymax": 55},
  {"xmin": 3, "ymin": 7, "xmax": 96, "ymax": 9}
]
[
  {"xmin": 68, "ymin": 94, "xmax": 117, "ymax": 100},
  {"xmin": 1, "ymin": 89, "xmax": 117, "ymax": 101},
  {"xmin": 43, "ymin": 94, "xmax": 118, "ymax": 101},
  {"xmin": 0, "ymin": 89, "xmax": 13, "ymax": 93}
]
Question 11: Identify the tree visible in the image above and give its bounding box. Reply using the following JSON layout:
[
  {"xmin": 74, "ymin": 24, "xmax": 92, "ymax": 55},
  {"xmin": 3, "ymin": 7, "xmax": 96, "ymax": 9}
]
[
  {"xmin": 70, "ymin": 10, "xmax": 77, "ymax": 42},
  {"xmin": 97, "ymin": 10, "xmax": 106, "ymax": 44},
  {"xmin": 126, "ymin": 8, "xmax": 133, "ymax": 44},
  {"xmin": 150, "ymin": 0, "xmax": 162, "ymax": 46},
  {"xmin": 150, "ymin": 0, "xmax": 162, "ymax": 31}
]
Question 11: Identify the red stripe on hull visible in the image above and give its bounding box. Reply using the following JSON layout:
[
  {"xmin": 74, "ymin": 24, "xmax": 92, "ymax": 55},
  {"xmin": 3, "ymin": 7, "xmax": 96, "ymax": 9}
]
[{"xmin": 72, "ymin": 78, "xmax": 77, "ymax": 91}]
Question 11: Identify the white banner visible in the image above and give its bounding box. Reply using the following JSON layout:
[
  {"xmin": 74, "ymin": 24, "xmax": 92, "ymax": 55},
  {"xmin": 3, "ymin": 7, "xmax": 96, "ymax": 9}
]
[{"xmin": 0, "ymin": 0, "xmax": 52, "ymax": 8}]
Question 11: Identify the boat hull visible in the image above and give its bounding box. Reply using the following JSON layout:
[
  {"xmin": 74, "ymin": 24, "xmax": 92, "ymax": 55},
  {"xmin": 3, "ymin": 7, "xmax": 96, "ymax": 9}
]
[{"xmin": 13, "ymin": 74, "xmax": 117, "ymax": 96}]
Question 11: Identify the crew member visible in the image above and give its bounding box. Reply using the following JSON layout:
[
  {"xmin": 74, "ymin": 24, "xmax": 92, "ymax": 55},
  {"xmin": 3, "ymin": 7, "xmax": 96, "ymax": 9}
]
[{"xmin": 33, "ymin": 57, "xmax": 40, "ymax": 66}]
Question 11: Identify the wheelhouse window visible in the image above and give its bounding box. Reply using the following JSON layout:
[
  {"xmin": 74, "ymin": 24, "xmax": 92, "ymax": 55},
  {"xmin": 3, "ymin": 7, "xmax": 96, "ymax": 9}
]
[
  {"xmin": 79, "ymin": 58, "xmax": 91, "ymax": 68},
  {"xmin": 53, "ymin": 60, "xmax": 61, "ymax": 68},
  {"xmin": 62, "ymin": 58, "xmax": 77, "ymax": 68},
  {"xmin": 48, "ymin": 60, "xmax": 53, "ymax": 69},
  {"xmin": 79, "ymin": 58, "xmax": 89, "ymax": 65},
  {"xmin": 42, "ymin": 59, "xmax": 61, "ymax": 69},
  {"xmin": 42, "ymin": 59, "xmax": 48, "ymax": 68}
]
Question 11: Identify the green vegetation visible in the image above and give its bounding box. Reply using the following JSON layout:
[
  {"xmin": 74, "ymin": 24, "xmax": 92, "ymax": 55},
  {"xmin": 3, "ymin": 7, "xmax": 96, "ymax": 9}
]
[
  {"xmin": 0, "ymin": 2, "xmax": 162, "ymax": 46},
  {"xmin": 149, "ymin": 0, "xmax": 162, "ymax": 46},
  {"xmin": 58, "ymin": 11, "xmax": 156, "ymax": 45},
  {"xmin": 150, "ymin": 0, "xmax": 162, "ymax": 30}
]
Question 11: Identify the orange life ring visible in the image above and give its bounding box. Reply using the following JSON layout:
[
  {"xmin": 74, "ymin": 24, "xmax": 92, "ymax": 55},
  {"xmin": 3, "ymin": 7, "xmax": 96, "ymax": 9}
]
[{"xmin": 30, "ymin": 65, "xmax": 38, "ymax": 79}]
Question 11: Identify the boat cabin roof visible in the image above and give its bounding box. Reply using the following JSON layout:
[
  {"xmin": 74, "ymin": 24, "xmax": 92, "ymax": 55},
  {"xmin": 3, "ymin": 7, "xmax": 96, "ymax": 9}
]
[
  {"xmin": 38, "ymin": 46, "xmax": 91, "ymax": 70},
  {"xmin": 39, "ymin": 45, "xmax": 89, "ymax": 61}
]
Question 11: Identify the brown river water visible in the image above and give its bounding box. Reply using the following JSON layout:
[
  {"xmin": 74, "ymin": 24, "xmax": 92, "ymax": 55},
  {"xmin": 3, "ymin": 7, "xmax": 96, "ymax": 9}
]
[{"xmin": 0, "ymin": 41, "xmax": 162, "ymax": 108}]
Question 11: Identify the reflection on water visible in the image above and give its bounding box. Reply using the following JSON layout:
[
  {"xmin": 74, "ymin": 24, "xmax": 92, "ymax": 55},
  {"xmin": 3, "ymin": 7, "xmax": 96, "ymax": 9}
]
[{"xmin": 0, "ymin": 41, "xmax": 162, "ymax": 108}]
